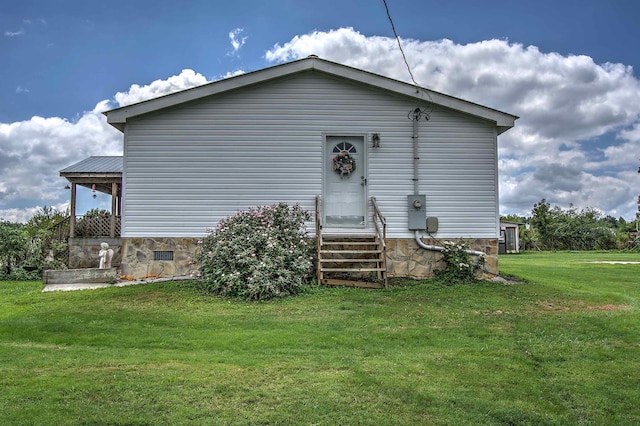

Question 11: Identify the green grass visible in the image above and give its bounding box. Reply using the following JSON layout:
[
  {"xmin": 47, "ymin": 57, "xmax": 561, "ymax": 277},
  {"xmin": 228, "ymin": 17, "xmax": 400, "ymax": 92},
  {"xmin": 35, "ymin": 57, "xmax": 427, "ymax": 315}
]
[{"xmin": 1, "ymin": 251, "xmax": 639, "ymax": 425}]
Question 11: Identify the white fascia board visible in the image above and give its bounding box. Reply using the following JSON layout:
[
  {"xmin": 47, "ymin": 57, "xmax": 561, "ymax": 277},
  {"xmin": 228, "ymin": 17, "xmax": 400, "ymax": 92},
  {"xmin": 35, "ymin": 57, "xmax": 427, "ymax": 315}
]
[
  {"xmin": 105, "ymin": 60, "xmax": 313, "ymax": 129},
  {"xmin": 105, "ymin": 56, "xmax": 517, "ymax": 132},
  {"xmin": 312, "ymin": 60, "xmax": 518, "ymax": 129}
]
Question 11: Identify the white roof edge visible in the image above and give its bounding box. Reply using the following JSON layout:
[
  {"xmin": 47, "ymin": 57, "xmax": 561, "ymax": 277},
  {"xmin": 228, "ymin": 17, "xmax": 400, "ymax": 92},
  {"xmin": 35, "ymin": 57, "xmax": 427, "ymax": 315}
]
[
  {"xmin": 310, "ymin": 59, "xmax": 518, "ymax": 129},
  {"xmin": 105, "ymin": 56, "xmax": 518, "ymax": 132}
]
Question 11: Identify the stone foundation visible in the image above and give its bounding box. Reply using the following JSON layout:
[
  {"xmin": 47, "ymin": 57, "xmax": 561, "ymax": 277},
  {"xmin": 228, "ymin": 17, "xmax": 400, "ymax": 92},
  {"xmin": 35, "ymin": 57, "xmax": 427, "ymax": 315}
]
[
  {"xmin": 116, "ymin": 236, "xmax": 497, "ymax": 281},
  {"xmin": 386, "ymin": 238, "xmax": 498, "ymax": 278},
  {"xmin": 68, "ymin": 237, "xmax": 121, "ymax": 269},
  {"xmin": 120, "ymin": 237, "xmax": 200, "ymax": 279}
]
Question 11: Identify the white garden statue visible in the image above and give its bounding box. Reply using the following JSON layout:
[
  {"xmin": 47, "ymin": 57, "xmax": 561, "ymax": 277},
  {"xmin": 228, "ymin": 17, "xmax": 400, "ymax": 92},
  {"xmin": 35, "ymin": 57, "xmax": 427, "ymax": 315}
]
[{"xmin": 99, "ymin": 242, "xmax": 114, "ymax": 269}]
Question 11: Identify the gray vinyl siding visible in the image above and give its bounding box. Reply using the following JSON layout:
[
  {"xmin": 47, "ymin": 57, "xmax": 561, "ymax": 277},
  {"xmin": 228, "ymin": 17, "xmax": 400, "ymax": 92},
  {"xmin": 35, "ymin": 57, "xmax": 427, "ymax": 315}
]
[{"xmin": 122, "ymin": 71, "xmax": 499, "ymax": 238}]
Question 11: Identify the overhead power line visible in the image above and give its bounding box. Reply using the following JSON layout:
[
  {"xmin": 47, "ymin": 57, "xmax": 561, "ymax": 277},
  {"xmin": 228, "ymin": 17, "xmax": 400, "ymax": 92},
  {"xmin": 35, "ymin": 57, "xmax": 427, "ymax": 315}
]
[
  {"xmin": 382, "ymin": 0, "xmax": 419, "ymax": 87},
  {"xmin": 382, "ymin": 0, "xmax": 433, "ymax": 119}
]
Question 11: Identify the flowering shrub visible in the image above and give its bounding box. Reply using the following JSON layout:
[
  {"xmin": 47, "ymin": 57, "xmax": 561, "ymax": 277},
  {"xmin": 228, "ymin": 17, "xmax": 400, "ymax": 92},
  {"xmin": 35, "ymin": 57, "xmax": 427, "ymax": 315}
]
[
  {"xmin": 197, "ymin": 203, "xmax": 314, "ymax": 301},
  {"xmin": 434, "ymin": 241, "xmax": 485, "ymax": 284}
]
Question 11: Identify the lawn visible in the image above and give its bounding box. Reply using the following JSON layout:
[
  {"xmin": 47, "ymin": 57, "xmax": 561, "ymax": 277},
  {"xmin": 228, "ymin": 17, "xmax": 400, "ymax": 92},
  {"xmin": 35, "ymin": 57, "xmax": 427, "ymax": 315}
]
[{"xmin": 1, "ymin": 251, "xmax": 638, "ymax": 425}]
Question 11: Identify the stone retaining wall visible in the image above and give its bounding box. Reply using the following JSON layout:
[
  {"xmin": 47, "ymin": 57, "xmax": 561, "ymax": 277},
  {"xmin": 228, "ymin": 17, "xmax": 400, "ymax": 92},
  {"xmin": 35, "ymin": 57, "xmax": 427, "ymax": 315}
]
[
  {"xmin": 68, "ymin": 237, "xmax": 121, "ymax": 269},
  {"xmin": 43, "ymin": 268, "xmax": 117, "ymax": 285},
  {"xmin": 386, "ymin": 238, "xmax": 498, "ymax": 278}
]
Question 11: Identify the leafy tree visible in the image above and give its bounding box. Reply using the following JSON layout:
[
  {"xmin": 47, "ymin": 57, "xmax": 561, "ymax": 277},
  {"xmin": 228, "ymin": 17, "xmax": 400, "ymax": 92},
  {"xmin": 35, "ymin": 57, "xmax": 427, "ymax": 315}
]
[
  {"xmin": 82, "ymin": 208, "xmax": 111, "ymax": 217},
  {"xmin": 0, "ymin": 207, "xmax": 69, "ymax": 279},
  {"xmin": 500, "ymin": 214, "xmax": 526, "ymax": 224},
  {"xmin": 530, "ymin": 199, "xmax": 554, "ymax": 249},
  {"xmin": 528, "ymin": 200, "xmax": 618, "ymax": 250},
  {"xmin": 25, "ymin": 206, "xmax": 69, "ymax": 270},
  {"xmin": 0, "ymin": 220, "xmax": 29, "ymax": 276},
  {"xmin": 24, "ymin": 206, "xmax": 68, "ymax": 238}
]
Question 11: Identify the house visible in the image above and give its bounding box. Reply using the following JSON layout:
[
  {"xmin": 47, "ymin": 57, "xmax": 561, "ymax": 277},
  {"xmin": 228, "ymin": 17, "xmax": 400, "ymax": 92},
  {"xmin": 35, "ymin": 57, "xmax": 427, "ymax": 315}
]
[
  {"xmin": 61, "ymin": 56, "xmax": 517, "ymax": 285},
  {"xmin": 499, "ymin": 221, "xmax": 521, "ymax": 254}
]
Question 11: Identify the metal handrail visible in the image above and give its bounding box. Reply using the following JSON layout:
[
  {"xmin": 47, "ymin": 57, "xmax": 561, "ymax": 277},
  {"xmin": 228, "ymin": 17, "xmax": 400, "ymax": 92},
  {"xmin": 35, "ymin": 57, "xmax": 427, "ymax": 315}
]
[
  {"xmin": 371, "ymin": 197, "xmax": 386, "ymax": 248},
  {"xmin": 315, "ymin": 195, "xmax": 323, "ymax": 246},
  {"xmin": 371, "ymin": 196, "xmax": 387, "ymax": 286},
  {"xmin": 49, "ymin": 216, "xmax": 71, "ymax": 242},
  {"xmin": 315, "ymin": 195, "xmax": 323, "ymax": 283}
]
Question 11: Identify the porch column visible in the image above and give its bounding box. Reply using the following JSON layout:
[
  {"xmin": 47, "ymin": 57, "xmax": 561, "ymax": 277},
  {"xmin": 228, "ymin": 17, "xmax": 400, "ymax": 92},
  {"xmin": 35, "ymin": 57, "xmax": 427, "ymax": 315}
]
[
  {"xmin": 69, "ymin": 183, "xmax": 76, "ymax": 238},
  {"xmin": 110, "ymin": 182, "xmax": 117, "ymax": 238},
  {"xmin": 116, "ymin": 184, "xmax": 122, "ymax": 216}
]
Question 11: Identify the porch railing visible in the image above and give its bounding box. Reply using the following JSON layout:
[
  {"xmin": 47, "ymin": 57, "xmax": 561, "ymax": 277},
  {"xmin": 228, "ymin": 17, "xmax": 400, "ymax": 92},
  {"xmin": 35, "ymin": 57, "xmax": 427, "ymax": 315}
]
[
  {"xmin": 315, "ymin": 195, "xmax": 323, "ymax": 245},
  {"xmin": 371, "ymin": 197, "xmax": 386, "ymax": 248},
  {"xmin": 49, "ymin": 216, "xmax": 71, "ymax": 243},
  {"xmin": 75, "ymin": 215, "xmax": 121, "ymax": 237},
  {"xmin": 315, "ymin": 195, "xmax": 323, "ymax": 281},
  {"xmin": 371, "ymin": 197, "xmax": 387, "ymax": 285},
  {"xmin": 47, "ymin": 216, "xmax": 71, "ymax": 265}
]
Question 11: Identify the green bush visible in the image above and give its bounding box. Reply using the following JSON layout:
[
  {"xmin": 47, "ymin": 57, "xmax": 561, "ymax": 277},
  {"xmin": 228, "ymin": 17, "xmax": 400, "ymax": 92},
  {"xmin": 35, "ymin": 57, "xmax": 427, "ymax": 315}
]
[
  {"xmin": 0, "ymin": 220, "xmax": 29, "ymax": 277},
  {"xmin": 0, "ymin": 267, "xmax": 40, "ymax": 281},
  {"xmin": 197, "ymin": 203, "xmax": 314, "ymax": 301},
  {"xmin": 434, "ymin": 241, "xmax": 485, "ymax": 284}
]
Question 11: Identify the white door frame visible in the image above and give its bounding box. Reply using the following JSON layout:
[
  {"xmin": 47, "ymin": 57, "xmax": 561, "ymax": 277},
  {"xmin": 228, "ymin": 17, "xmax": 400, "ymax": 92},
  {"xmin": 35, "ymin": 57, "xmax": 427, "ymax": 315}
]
[{"xmin": 322, "ymin": 134, "xmax": 367, "ymax": 229}]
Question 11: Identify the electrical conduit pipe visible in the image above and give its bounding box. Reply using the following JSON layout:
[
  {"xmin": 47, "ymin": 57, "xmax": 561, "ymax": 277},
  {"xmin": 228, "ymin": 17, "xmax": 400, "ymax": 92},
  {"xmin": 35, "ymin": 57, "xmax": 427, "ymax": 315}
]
[
  {"xmin": 414, "ymin": 230, "xmax": 486, "ymax": 256},
  {"xmin": 410, "ymin": 107, "xmax": 486, "ymax": 257}
]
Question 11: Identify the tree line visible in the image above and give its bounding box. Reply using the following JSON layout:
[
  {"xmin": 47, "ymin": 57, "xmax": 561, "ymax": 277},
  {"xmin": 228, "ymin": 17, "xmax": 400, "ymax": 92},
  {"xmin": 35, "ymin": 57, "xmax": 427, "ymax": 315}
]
[
  {"xmin": 0, "ymin": 206, "xmax": 68, "ymax": 279},
  {"xmin": 2, "ymin": 200, "xmax": 638, "ymax": 280},
  {"xmin": 502, "ymin": 199, "xmax": 638, "ymax": 251}
]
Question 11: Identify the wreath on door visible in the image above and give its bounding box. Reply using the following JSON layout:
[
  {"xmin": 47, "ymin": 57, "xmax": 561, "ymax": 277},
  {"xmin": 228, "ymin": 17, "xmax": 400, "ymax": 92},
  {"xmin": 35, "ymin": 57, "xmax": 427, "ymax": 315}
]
[{"xmin": 333, "ymin": 151, "xmax": 356, "ymax": 178}]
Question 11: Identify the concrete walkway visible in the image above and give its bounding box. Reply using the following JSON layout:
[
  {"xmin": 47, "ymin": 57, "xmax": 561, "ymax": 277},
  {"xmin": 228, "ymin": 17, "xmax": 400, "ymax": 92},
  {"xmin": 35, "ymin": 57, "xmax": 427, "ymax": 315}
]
[
  {"xmin": 42, "ymin": 275, "xmax": 523, "ymax": 292},
  {"xmin": 42, "ymin": 276, "xmax": 193, "ymax": 292}
]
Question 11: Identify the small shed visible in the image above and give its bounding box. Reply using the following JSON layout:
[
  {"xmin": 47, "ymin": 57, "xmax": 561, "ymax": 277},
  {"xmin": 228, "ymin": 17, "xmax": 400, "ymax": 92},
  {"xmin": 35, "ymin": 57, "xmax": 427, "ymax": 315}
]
[{"xmin": 499, "ymin": 222, "xmax": 521, "ymax": 254}]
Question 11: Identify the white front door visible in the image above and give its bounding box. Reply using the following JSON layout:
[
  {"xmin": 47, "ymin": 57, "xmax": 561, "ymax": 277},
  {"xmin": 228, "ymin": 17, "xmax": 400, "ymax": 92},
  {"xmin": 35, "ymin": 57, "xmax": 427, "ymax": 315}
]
[{"xmin": 324, "ymin": 135, "xmax": 366, "ymax": 227}]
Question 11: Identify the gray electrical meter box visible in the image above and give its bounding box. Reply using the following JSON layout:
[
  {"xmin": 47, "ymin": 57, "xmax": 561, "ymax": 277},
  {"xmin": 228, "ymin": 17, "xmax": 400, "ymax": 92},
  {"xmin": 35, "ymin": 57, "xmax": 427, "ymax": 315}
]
[{"xmin": 408, "ymin": 195, "xmax": 427, "ymax": 230}]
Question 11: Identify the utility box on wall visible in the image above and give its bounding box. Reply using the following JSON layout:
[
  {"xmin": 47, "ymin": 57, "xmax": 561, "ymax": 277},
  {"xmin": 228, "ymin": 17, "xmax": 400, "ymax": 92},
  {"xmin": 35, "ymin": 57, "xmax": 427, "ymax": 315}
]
[
  {"xmin": 408, "ymin": 195, "xmax": 427, "ymax": 230},
  {"xmin": 426, "ymin": 216, "xmax": 439, "ymax": 233}
]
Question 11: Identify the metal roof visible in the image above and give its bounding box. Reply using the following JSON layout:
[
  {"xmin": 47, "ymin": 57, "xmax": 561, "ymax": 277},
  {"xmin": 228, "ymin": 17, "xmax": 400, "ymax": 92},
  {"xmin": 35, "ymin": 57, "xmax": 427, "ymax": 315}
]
[{"xmin": 60, "ymin": 156, "xmax": 122, "ymax": 174}]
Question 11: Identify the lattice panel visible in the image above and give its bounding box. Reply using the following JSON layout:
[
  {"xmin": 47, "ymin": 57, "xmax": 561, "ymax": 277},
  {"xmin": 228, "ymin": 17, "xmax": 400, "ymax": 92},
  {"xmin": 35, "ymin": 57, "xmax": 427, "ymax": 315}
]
[{"xmin": 76, "ymin": 216, "xmax": 121, "ymax": 237}]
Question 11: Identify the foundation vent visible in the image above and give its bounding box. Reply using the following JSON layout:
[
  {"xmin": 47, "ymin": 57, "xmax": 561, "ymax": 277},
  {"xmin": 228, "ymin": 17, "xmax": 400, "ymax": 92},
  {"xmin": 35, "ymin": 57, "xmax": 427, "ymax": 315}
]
[{"xmin": 153, "ymin": 250, "xmax": 174, "ymax": 261}]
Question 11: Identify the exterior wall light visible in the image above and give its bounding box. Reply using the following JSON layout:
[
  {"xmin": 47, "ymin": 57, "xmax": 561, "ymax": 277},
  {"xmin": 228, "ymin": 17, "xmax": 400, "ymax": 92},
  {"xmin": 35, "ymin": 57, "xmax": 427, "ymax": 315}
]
[{"xmin": 372, "ymin": 133, "xmax": 381, "ymax": 147}]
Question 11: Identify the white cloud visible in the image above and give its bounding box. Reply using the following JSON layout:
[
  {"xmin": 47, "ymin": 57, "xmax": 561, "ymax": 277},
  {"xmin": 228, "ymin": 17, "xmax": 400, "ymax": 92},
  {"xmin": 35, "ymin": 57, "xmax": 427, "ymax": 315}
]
[
  {"xmin": 228, "ymin": 28, "xmax": 247, "ymax": 54},
  {"xmin": 0, "ymin": 111, "xmax": 122, "ymax": 214},
  {"xmin": 16, "ymin": 85, "xmax": 30, "ymax": 94},
  {"xmin": 1, "ymin": 69, "xmax": 211, "ymax": 222},
  {"xmin": 4, "ymin": 28, "xmax": 24, "ymax": 37},
  {"xmin": 0, "ymin": 203, "xmax": 68, "ymax": 224},
  {"xmin": 112, "ymin": 69, "xmax": 209, "ymax": 108},
  {"xmin": 220, "ymin": 69, "xmax": 246, "ymax": 79},
  {"xmin": 1, "ymin": 207, "xmax": 39, "ymax": 223},
  {"xmin": 266, "ymin": 28, "xmax": 640, "ymax": 219},
  {"xmin": 2, "ymin": 28, "xmax": 640, "ymax": 222},
  {"xmin": 22, "ymin": 18, "xmax": 46, "ymax": 26}
]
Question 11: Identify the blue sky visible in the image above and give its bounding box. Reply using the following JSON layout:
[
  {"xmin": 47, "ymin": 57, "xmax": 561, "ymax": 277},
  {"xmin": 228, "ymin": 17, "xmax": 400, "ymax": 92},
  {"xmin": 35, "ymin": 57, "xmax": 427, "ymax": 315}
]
[{"xmin": 2, "ymin": 0, "xmax": 640, "ymax": 222}]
